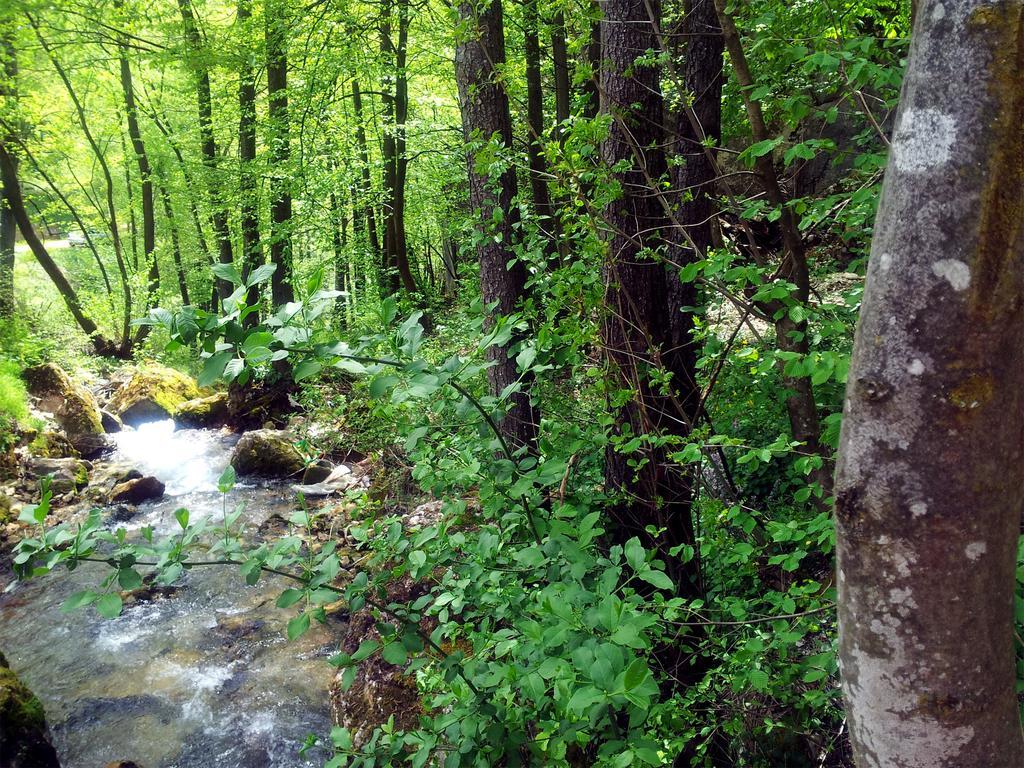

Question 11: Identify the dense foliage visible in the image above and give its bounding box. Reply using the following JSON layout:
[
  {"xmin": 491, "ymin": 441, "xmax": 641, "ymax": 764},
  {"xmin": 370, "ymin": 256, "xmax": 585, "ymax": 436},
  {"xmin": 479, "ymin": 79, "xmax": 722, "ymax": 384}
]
[{"xmin": 0, "ymin": 0, "xmax": 960, "ymax": 765}]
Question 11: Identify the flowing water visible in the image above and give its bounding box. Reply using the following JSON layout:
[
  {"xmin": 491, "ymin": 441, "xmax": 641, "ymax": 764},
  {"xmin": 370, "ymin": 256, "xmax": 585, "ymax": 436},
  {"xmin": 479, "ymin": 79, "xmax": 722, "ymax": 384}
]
[{"xmin": 0, "ymin": 421, "xmax": 337, "ymax": 767}]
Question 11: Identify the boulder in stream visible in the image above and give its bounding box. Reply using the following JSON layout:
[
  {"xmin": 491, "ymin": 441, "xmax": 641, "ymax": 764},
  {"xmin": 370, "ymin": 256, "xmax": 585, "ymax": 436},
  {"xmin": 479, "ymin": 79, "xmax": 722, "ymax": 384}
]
[
  {"xmin": 24, "ymin": 457, "xmax": 90, "ymax": 496},
  {"xmin": 230, "ymin": 429, "xmax": 304, "ymax": 478},
  {"xmin": 173, "ymin": 392, "xmax": 229, "ymax": 429},
  {"xmin": 0, "ymin": 652, "xmax": 60, "ymax": 768},
  {"xmin": 23, "ymin": 363, "xmax": 112, "ymax": 459},
  {"xmin": 100, "ymin": 409, "xmax": 123, "ymax": 433},
  {"xmin": 107, "ymin": 364, "xmax": 201, "ymax": 427},
  {"xmin": 110, "ymin": 476, "xmax": 165, "ymax": 504},
  {"xmin": 290, "ymin": 464, "xmax": 355, "ymax": 497}
]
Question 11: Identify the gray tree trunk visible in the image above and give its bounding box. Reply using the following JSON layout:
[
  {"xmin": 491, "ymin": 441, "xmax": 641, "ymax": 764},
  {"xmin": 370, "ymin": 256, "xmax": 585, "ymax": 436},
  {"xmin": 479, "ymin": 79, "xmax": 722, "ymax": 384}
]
[{"xmin": 834, "ymin": 1, "xmax": 1024, "ymax": 765}]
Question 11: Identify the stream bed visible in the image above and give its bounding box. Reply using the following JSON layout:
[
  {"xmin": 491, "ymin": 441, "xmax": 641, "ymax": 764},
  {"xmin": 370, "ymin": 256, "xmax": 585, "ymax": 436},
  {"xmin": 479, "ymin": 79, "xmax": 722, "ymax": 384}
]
[{"xmin": 0, "ymin": 421, "xmax": 336, "ymax": 767}]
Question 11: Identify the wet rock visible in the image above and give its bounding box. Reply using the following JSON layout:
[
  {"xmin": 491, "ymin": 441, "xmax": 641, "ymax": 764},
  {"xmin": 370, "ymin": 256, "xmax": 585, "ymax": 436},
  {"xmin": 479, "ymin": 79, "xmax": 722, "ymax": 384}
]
[
  {"xmin": 301, "ymin": 459, "xmax": 334, "ymax": 485},
  {"xmin": 107, "ymin": 364, "xmax": 201, "ymax": 427},
  {"xmin": 106, "ymin": 504, "xmax": 138, "ymax": 523},
  {"xmin": 105, "ymin": 762, "xmax": 143, "ymax": 768},
  {"xmin": 290, "ymin": 465, "xmax": 355, "ymax": 497},
  {"xmin": 0, "ymin": 651, "xmax": 61, "ymax": 768},
  {"xmin": 101, "ymin": 409, "xmax": 123, "ymax": 433},
  {"xmin": 110, "ymin": 476, "xmax": 165, "ymax": 504},
  {"xmin": 173, "ymin": 392, "xmax": 229, "ymax": 429},
  {"xmin": 230, "ymin": 429, "xmax": 304, "ymax": 478},
  {"xmin": 24, "ymin": 457, "xmax": 90, "ymax": 496},
  {"xmin": 329, "ymin": 577, "xmax": 429, "ymax": 745},
  {"xmin": 22, "ymin": 362, "xmax": 111, "ymax": 458}
]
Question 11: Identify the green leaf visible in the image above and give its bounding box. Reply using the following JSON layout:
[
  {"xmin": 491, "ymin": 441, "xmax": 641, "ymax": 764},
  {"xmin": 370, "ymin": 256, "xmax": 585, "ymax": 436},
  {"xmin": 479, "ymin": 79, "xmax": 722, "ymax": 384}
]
[
  {"xmin": 287, "ymin": 612, "xmax": 311, "ymax": 640},
  {"xmin": 117, "ymin": 569, "xmax": 143, "ymax": 591},
  {"xmin": 277, "ymin": 588, "xmax": 305, "ymax": 608},
  {"xmin": 62, "ymin": 590, "xmax": 98, "ymax": 612},
  {"xmin": 96, "ymin": 593, "xmax": 123, "ymax": 619},
  {"xmin": 175, "ymin": 508, "xmax": 190, "ymax": 529},
  {"xmin": 198, "ymin": 351, "xmax": 233, "ymax": 387},
  {"xmin": 217, "ymin": 465, "xmax": 237, "ymax": 493},
  {"xmin": 624, "ymin": 537, "xmax": 645, "ymax": 571},
  {"xmin": 381, "ymin": 642, "xmax": 408, "ymax": 666},
  {"xmin": 352, "ymin": 639, "xmax": 380, "ymax": 662},
  {"xmin": 293, "ymin": 359, "xmax": 323, "ymax": 382},
  {"xmin": 638, "ymin": 569, "xmax": 674, "ymax": 591},
  {"xmin": 212, "ymin": 262, "xmax": 243, "ymax": 286},
  {"xmin": 246, "ymin": 263, "xmax": 277, "ymax": 287}
]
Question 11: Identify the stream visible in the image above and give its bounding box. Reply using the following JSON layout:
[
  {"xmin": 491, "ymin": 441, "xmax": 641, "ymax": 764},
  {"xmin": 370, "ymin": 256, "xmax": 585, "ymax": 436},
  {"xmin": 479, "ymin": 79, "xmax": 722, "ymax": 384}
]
[{"xmin": 0, "ymin": 420, "xmax": 336, "ymax": 767}]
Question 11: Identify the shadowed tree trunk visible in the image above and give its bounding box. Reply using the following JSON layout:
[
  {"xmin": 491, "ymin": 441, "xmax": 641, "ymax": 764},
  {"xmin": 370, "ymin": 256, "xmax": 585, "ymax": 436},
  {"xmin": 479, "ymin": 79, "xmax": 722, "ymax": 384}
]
[
  {"xmin": 455, "ymin": 0, "xmax": 539, "ymax": 451},
  {"xmin": 266, "ymin": 0, "xmax": 294, "ymax": 306},
  {"xmin": 663, "ymin": 0, "xmax": 722, "ymax": 421},
  {"xmin": 0, "ymin": 145, "xmax": 118, "ymax": 356},
  {"xmin": 351, "ymin": 80, "xmax": 381, "ymax": 266},
  {"xmin": 238, "ymin": 0, "xmax": 262, "ymax": 322},
  {"xmin": 0, "ymin": 32, "xmax": 16, "ymax": 318},
  {"xmin": 380, "ymin": 0, "xmax": 417, "ymax": 295},
  {"xmin": 835, "ymin": 1, "xmax": 1024, "ymax": 765},
  {"xmin": 523, "ymin": 0, "xmax": 555, "ymax": 254},
  {"xmin": 158, "ymin": 183, "xmax": 190, "ymax": 306},
  {"xmin": 600, "ymin": 0, "xmax": 699, "ymax": 594},
  {"xmin": 177, "ymin": 0, "xmax": 235, "ymax": 303},
  {"xmin": 550, "ymin": 11, "xmax": 571, "ymax": 126}
]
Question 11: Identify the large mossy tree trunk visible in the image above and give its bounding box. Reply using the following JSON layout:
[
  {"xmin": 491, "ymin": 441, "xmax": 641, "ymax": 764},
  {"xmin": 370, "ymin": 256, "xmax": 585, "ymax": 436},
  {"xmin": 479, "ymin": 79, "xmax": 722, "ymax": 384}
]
[
  {"xmin": 834, "ymin": 1, "xmax": 1024, "ymax": 764},
  {"xmin": 455, "ymin": 0, "xmax": 539, "ymax": 451}
]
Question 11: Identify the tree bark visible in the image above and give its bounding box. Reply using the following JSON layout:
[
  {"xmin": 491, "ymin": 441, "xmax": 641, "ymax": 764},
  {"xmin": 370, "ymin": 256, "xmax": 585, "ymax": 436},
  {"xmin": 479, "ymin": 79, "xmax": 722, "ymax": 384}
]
[
  {"xmin": 380, "ymin": 0, "xmax": 417, "ymax": 295},
  {"xmin": 523, "ymin": 0, "xmax": 555, "ymax": 249},
  {"xmin": 663, "ymin": 0, "xmax": 722, "ymax": 420},
  {"xmin": 550, "ymin": 11, "xmax": 571, "ymax": 126},
  {"xmin": 0, "ymin": 145, "xmax": 118, "ymax": 356},
  {"xmin": 600, "ymin": 0, "xmax": 698, "ymax": 594},
  {"xmin": 159, "ymin": 183, "xmax": 190, "ymax": 306},
  {"xmin": 238, "ymin": 0, "xmax": 262, "ymax": 320},
  {"xmin": 835, "ymin": 2, "xmax": 1024, "ymax": 766},
  {"xmin": 177, "ymin": 0, "xmax": 234, "ymax": 302},
  {"xmin": 351, "ymin": 80, "xmax": 382, "ymax": 264},
  {"xmin": 455, "ymin": 0, "xmax": 539, "ymax": 451},
  {"xmin": 0, "ymin": 33, "xmax": 16, "ymax": 318},
  {"xmin": 266, "ymin": 0, "xmax": 294, "ymax": 306}
]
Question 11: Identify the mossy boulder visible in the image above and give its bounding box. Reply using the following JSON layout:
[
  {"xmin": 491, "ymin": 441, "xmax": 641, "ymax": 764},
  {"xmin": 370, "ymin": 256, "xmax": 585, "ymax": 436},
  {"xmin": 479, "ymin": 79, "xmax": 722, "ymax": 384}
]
[
  {"xmin": 230, "ymin": 429, "xmax": 304, "ymax": 478},
  {"xmin": 23, "ymin": 363, "xmax": 110, "ymax": 459},
  {"xmin": 0, "ymin": 652, "xmax": 61, "ymax": 768},
  {"xmin": 173, "ymin": 392, "xmax": 229, "ymax": 429},
  {"xmin": 108, "ymin": 364, "xmax": 200, "ymax": 427},
  {"xmin": 25, "ymin": 457, "xmax": 90, "ymax": 496},
  {"xmin": 28, "ymin": 430, "xmax": 78, "ymax": 459}
]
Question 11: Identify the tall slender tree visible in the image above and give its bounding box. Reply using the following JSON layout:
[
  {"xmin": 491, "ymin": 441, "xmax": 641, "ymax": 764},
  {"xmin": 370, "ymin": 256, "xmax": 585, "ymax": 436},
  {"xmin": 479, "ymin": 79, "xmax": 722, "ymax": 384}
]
[
  {"xmin": 238, "ymin": 0, "xmax": 262, "ymax": 320},
  {"xmin": 455, "ymin": 0, "xmax": 538, "ymax": 450},
  {"xmin": 266, "ymin": 0, "xmax": 295, "ymax": 305},
  {"xmin": 0, "ymin": 32, "xmax": 16, "ymax": 319}
]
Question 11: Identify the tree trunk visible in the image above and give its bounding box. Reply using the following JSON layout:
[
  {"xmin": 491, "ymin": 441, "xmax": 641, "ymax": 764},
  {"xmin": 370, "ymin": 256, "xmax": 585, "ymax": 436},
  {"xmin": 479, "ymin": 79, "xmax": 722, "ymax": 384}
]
[
  {"xmin": 0, "ymin": 145, "xmax": 118, "ymax": 356},
  {"xmin": 238, "ymin": 0, "xmax": 262, "ymax": 321},
  {"xmin": 0, "ymin": 33, "xmax": 16, "ymax": 318},
  {"xmin": 835, "ymin": 2, "xmax": 1024, "ymax": 765},
  {"xmin": 600, "ymin": 0, "xmax": 698, "ymax": 594},
  {"xmin": 713, "ymin": 0, "xmax": 830, "ymax": 496},
  {"xmin": 380, "ymin": 0, "xmax": 417, "ymax": 295},
  {"xmin": 664, "ymin": 0, "xmax": 722, "ymax": 420},
  {"xmin": 266, "ymin": 0, "xmax": 294, "ymax": 306},
  {"xmin": 351, "ymin": 80, "xmax": 381, "ymax": 263},
  {"xmin": 523, "ymin": 0, "xmax": 555, "ymax": 250},
  {"xmin": 177, "ymin": 0, "xmax": 234, "ymax": 302},
  {"xmin": 583, "ymin": 5, "xmax": 601, "ymax": 119},
  {"xmin": 455, "ymin": 0, "xmax": 538, "ymax": 451},
  {"xmin": 32, "ymin": 17, "xmax": 133, "ymax": 353},
  {"xmin": 550, "ymin": 11, "xmax": 571, "ymax": 126},
  {"xmin": 159, "ymin": 183, "xmax": 190, "ymax": 306}
]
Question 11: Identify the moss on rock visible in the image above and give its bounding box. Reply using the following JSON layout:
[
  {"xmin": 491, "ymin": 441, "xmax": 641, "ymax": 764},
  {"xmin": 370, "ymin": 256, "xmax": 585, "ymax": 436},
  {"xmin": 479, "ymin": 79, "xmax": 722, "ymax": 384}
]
[
  {"xmin": 230, "ymin": 429, "xmax": 305, "ymax": 478},
  {"xmin": 174, "ymin": 392, "xmax": 229, "ymax": 429},
  {"xmin": 108, "ymin": 364, "xmax": 201, "ymax": 426},
  {"xmin": 0, "ymin": 653, "xmax": 60, "ymax": 767}
]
